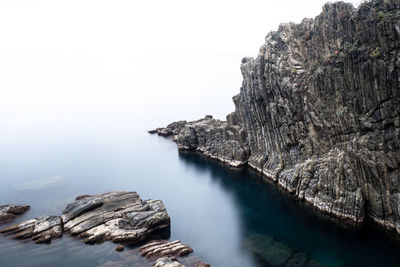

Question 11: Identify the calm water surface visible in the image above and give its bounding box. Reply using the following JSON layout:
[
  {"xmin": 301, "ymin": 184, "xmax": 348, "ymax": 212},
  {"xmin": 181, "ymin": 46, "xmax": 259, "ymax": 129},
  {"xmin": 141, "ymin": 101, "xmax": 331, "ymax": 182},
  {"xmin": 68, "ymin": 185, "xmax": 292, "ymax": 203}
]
[{"xmin": 0, "ymin": 131, "xmax": 400, "ymax": 267}]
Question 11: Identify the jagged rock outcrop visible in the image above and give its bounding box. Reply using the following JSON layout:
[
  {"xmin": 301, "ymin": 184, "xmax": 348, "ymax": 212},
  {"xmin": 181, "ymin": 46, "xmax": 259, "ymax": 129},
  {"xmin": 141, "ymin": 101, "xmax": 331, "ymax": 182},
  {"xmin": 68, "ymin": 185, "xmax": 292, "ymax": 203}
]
[
  {"xmin": 63, "ymin": 191, "xmax": 171, "ymax": 244},
  {"xmin": 152, "ymin": 116, "xmax": 248, "ymax": 167},
  {"xmin": 149, "ymin": 120, "xmax": 189, "ymax": 137},
  {"xmin": 0, "ymin": 215, "xmax": 63, "ymax": 243},
  {"xmin": 0, "ymin": 205, "xmax": 30, "ymax": 225},
  {"xmin": 0, "ymin": 191, "xmax": 171, "ymax": 244},
  {"xmin": 152, "ymin": 0, "xmax": 400, "ymax": 233}
]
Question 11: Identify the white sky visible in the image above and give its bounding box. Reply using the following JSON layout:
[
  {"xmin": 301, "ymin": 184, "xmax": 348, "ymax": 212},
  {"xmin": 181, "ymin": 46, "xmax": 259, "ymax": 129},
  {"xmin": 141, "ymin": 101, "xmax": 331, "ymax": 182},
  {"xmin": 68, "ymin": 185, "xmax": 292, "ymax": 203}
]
[{"xmin": 0, "ymin": 0, "xmax": 360, "ymax": 140}]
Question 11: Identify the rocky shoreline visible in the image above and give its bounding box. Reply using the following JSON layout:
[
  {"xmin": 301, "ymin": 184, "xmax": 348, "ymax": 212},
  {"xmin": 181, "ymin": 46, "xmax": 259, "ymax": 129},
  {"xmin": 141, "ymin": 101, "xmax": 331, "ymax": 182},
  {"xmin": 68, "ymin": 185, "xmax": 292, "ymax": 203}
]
[
  {"xmin": 0, "ymin": 191, "xmax": 209, "ymax": 266},
  {"xmin": 151, "ymin": 0, "xmax": 400, "ymax": 234},
  {"xmin": 150, "ymin": 116, "xmax": 248, "ymax": 168}
]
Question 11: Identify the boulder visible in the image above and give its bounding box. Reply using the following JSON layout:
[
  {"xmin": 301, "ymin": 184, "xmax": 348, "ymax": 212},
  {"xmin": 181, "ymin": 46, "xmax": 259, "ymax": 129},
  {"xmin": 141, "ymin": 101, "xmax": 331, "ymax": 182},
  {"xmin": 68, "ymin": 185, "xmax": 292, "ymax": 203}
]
[{"xmin": 0, "ymin": 205, "xmax": 30, "ymax": 225}]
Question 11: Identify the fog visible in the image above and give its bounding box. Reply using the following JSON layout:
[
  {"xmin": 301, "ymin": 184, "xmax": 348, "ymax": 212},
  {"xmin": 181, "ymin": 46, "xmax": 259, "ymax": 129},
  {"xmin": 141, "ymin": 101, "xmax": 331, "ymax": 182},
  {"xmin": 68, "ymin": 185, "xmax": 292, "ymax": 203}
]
[{"xmin": 0, "ymin": 0, "xmax": 360, "ymax": 143}]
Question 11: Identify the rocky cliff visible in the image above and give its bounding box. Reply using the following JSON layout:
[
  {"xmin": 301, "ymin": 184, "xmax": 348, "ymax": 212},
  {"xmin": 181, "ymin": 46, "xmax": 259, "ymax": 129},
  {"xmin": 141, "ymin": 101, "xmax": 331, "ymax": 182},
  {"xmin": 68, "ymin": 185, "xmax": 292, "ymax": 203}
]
[{"xmin": 152, "ymin": 0, "xmax": 400, "ymax": 233}]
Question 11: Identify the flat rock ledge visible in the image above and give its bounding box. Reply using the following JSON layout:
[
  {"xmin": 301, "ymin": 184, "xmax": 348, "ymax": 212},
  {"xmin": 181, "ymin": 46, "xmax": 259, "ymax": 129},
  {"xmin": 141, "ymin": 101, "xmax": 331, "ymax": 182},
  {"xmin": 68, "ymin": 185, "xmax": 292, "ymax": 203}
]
[
  {"xmin": 0, "ymin": 191, "xmax": 171, "ymax": 245},
  {"xmin": 0, "ymin": 205, "xmax": 30, "ymax": 225}
]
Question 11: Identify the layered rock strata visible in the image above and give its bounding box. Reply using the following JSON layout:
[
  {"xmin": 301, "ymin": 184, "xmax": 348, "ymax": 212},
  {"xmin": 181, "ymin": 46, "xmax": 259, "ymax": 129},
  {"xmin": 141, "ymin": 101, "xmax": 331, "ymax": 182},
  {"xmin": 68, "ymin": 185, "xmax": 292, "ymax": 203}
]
[
  {"xmin": 150, "ymin": 117, "xmax": 248, "ymax": 167},
  {"xmin": 0, "ymin": 215, "xmax": 62, "ymax": 243},
  {"xmin": 101, "ymin": 240, "xmax": 209, "ymax": 267},
  {"xmin": 139, "ymin": 240, "xmax": 194, "ymax": 259},
  {"xmin": 153, "ymin": 257, "xmax": 185, "ymax": 267},
  {"xmin": 152, "ymin": 0, "xmax": 400, "ymax": 233},
  {"xmin": 0, "ymin": 205, "xmax": 30, "ymax": 225},
  {"xmin": 0, "ymin": 191, "xmax": 171, "ymax": 244},
  {"xmin": 63, "ymin": 191, "xmax": 170, "ymax": 244}
]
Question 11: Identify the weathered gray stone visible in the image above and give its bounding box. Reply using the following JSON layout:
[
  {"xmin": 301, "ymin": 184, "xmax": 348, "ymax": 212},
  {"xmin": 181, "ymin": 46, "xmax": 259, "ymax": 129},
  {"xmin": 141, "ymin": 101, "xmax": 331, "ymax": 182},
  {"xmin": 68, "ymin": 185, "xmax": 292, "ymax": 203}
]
[
  {"xmin": 64, "ymin": 191, "xmax": 171, "ymax": 244},
  {"xmin": 154, "ymin": 116, "xmax": 248, "ymax": 167},
  {"xmin": 150, "ymin": 121, "xmax": 188, "ymax": 137},
  {"xmin": 0, "ymin": 215, "xmax": 62, "ymax": 243},
  {"xmin": 140, "ymin": 240, "xmax": 210, "ymax": 267},
  {"xmin": 153, "ymin": 0, "xmax": 400, "ymax": 233},
  {"xmin": 152, "ymin": 257, "xmax": 185, "ymax": 267},
  {"xmin": 139, "ymin": 240, "xmax": 194, "ymax": 259},
  {"xmin": 100, "ymin": 240, "xmax": 208, "ymax": 267},
  {"xmin": 0, "ymin": 205, "xmax": 30, "ymax": 225},
  {"xmin": 61, "ymin": 196, "xmax": 103, "ymax": 223}
]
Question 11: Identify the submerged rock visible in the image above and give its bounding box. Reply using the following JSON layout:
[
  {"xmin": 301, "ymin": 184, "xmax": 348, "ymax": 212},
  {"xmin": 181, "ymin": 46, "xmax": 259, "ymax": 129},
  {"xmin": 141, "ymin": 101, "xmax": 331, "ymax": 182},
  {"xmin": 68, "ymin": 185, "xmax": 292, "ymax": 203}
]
[
  {"xmin": 0, "ymin": 215, "xmax": 62, "ymax": 244},
  {"xmin": 243, "ymin": 234, "xmax": 291, "ymax": 266},
  {"xmin": 0, "ymin": 205, "xmax": 30, "ymax": 225},
  {"xmin": 286, "ymin": 253, "xmax": 308, "ymax": 267},
  {"xmin": 243, "ymin": 234, "xmax": 323, "ymax": 267},
  {"xmin": 153, "ymin": 0, "xmax": 400, "ymax": 233}
]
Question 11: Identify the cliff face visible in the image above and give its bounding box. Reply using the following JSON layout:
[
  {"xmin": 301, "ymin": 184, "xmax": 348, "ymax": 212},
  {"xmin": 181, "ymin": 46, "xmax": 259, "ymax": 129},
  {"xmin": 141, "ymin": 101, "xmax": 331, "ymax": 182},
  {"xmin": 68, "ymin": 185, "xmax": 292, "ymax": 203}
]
[{"xmin": 152, "ymin": 0, "xmax": 400, "ymax": 233}]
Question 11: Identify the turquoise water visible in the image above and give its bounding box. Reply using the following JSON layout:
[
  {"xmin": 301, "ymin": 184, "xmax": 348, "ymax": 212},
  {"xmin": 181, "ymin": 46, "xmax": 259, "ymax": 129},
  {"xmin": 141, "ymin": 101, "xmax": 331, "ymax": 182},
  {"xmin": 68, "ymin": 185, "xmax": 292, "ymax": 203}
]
[{"xmin": 0, "ymin": 131, "xmax": 400, "ymax": 267}]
